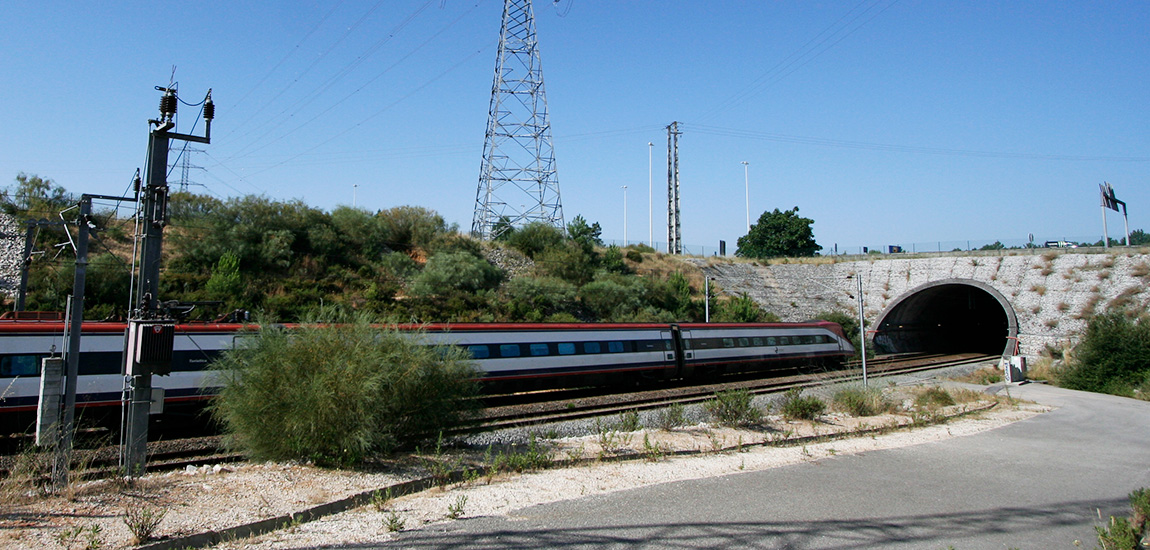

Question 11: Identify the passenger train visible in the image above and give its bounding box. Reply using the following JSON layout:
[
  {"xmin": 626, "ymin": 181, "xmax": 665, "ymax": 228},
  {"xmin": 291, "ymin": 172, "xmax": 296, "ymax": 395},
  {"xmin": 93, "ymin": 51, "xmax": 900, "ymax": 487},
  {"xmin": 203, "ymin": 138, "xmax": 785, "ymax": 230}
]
[{"xmin": 0, "ymin": 318, "xmax": 854, "ymax": 430}]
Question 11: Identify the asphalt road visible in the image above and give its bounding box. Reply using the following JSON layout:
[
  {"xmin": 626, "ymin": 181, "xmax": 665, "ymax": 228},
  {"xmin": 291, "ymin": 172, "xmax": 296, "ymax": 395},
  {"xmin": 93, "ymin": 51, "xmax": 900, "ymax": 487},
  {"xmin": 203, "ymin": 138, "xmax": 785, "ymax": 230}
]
[{"xmin": 381, "ymin": 384, "xmax": 1149, "ymax": 549}]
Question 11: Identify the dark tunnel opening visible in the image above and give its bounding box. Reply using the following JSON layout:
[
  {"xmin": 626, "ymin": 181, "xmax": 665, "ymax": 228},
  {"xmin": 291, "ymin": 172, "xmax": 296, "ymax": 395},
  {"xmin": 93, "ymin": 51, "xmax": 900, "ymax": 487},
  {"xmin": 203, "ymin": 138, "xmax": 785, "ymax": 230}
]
[{"xmin": 873, "ymin": 282, "xmax": 1013, "ymax": 356}]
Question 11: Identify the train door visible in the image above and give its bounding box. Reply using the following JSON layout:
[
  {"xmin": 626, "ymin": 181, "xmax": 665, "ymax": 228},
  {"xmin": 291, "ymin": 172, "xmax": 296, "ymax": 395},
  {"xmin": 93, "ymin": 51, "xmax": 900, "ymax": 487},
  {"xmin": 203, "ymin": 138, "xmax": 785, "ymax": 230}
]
[{"xmin": 668, "ymin": 325, "xmax": 694, "ymax": 379}]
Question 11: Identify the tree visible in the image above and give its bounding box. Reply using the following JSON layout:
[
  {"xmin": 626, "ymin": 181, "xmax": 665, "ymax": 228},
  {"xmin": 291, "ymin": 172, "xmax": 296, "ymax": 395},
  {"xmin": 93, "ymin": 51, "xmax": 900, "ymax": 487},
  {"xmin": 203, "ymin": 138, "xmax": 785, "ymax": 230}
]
[
  {"xmin": 566, "ymin": 215, "xmax": 602, "ymax": 253},
  {"xmin": 736, "ymin": 207, "xmax": 819, "ymax": 259},
  {"xmin": 1128, "ymin": 229, "xmax": 1149, "ymax": 246},
  {"xmin": 1, "ymin": 173, "xmax": 73, "ymax": 217}
]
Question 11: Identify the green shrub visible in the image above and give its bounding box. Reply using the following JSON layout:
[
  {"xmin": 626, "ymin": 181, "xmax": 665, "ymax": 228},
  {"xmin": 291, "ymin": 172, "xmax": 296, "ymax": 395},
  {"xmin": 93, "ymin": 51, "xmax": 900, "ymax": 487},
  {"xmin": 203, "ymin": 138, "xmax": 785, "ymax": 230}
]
[
  {"xmin": 714, "ymin": 293, "xmax": 776, "ymax": 323},
  {"xmin": 504, "ymin": 221, "xmax": 566, "ymax": 259},
  {"xmin": 210, "ymin": 313, "xmax": 480, "ymax": 466},
  {"xmin": 409, "ymin": 251, "xmax": 503, "ymax": 297},
  {"xmin": 1061, "ymin": 311, "xmax": 1150, "ymax": 397},
  {"xmin": 832, "ymin": 387, "xmax": 890, "ymax": 417},
  {"xmin": 578, "ymin": 276, "xmax": 647, "ymax": 321},
  {"xmin": 1094, "ymin": 487, "xmax": 1150, "ymax": 550},
  {"xmin": 600, "ymin": 245, "xmax": 631, "ymax": 274},
  {"xmin": 499, "ymin": 276, "xmax": 577, "ymax": 322},
  {"xmin": 654, "ymin": 403, "xmax": 687, "ymax": 430},
  {"xmin": 534, "ymin": 240, "xmax": 597, "ymax": 286},
  {"xmin": 779, "ymin": 388, "xmax": 826, "ymax": 420},
  {"xmin": 616, "ymin": 410, "xmax": 641, "ymax": 431},
  {"xmin": 705, "ymin": 389, "xmax": 762, "ymax": 426}
]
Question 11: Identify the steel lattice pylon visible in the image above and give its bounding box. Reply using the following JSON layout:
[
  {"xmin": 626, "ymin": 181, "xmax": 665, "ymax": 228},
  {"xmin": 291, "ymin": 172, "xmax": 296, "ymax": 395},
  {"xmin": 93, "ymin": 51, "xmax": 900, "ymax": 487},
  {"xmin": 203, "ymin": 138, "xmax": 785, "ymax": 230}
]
[{"xmin": 472, "ymin": 0, "xmax": 563, "ymax": 240}]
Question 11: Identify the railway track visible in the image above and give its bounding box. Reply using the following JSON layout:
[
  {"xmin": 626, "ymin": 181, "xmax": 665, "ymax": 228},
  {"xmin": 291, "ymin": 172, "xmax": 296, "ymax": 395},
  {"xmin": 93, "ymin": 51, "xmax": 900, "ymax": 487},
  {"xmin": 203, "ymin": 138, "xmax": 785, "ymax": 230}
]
[
  {"xmin": 467, "ymin": 352, "xmax": 999, "ymax": 433},
  {"xmin": 2, "ymin": 353, "xmax": 996, "ymax": 480},
  {"xmin": 0, "ymin": 436, "xmax": 243, "ymax": 481}
]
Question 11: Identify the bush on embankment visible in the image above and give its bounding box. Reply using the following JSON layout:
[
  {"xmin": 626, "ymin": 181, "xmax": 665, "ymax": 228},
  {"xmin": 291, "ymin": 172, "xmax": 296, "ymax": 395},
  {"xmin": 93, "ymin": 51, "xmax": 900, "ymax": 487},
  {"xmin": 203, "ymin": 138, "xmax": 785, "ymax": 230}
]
[
  {"xmin": 209, "ymin": 313, "xmax": 480, "ymax": 466},
  {"xmin": 1059, "ymin": 310, "xmax": 1150, "ymax": 399}
]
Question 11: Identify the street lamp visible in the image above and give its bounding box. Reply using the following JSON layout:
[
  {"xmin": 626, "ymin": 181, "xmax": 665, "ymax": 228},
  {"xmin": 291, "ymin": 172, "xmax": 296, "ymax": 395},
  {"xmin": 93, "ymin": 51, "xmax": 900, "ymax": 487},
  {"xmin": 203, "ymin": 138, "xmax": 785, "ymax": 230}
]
[
  {"xmin": 353, "ymin": 184, "xmax": 358, "ymax": 208},
  {"xmin": 622, "ymin": 185, "xmax": 628, "ymax": 245},
  {"xmin": 741, "ymin": 161, "xmax": 750, "ymax": 232},
  {"xmin": 648, "ymin": 142, "xmax": 653, "ymax": 247}
]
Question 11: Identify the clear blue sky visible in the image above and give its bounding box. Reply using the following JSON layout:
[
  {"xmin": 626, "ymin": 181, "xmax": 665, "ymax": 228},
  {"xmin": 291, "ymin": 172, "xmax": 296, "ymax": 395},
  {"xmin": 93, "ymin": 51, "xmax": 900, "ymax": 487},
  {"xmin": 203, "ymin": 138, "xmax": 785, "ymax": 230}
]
[{"xmin": 2, "ymin": 1, "xmax": 1147, "ymax": 254}]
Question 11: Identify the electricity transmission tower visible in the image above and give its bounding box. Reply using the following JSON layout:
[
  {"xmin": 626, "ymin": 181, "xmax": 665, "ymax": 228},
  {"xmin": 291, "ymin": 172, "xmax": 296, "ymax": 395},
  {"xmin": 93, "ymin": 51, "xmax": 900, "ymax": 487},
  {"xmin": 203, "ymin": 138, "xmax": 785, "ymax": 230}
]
[
  {"xmin": 172, "ymin": 146, "xmax": 205, "ymax": 193},
  {"xmin": 472, "ymin": 0, "xmax": 564, "ymax": 239}
]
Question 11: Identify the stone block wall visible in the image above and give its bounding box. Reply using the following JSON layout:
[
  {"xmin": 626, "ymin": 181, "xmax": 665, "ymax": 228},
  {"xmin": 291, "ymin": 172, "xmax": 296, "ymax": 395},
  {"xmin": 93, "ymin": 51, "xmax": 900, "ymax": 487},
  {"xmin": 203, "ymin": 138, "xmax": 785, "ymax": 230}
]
[{"xmin": 692, "ymin": 249, "xmax": 1150, "ymax": 358}]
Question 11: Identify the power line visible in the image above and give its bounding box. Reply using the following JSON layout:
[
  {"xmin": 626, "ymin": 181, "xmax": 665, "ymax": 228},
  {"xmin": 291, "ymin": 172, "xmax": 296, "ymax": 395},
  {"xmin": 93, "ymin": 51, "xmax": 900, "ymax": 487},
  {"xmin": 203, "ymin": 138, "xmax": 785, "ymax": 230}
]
[
  {"xmin": 224, "ymin": 1, "xmax": 482, "ymax": 164},
  {"xmin": 225, "ymin": 1, "xmax": 438, "ymax": 158},
  {"xmin": 685, "ymin": 123, "xmax": 1150, "ymax": 162},
  {"xmin": 697, "ymin": 0, "xmax": 899, "ymax": 122}
]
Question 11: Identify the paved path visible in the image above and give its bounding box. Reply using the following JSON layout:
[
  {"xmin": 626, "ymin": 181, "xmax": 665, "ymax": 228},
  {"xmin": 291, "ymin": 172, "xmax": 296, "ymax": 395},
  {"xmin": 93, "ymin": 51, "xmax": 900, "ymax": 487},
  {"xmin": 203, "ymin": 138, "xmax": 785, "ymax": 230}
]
[{"xmin": 382, "ymin": 384, "xmax": 1149, "ymax": 549}]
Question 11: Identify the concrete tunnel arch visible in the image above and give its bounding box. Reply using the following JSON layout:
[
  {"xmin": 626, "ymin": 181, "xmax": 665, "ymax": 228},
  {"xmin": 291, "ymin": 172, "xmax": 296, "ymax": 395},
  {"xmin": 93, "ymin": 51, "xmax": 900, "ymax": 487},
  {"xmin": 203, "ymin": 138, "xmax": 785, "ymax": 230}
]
[{"xmin": 872, "ymin": 279, "xmax": 1018, "ymax": 356}]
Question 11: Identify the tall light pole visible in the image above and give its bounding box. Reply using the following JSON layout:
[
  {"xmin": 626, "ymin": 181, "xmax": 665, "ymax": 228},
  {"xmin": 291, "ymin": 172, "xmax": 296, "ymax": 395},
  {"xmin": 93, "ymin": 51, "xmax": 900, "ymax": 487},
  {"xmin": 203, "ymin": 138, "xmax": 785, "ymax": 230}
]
[
  {"xmin": 622, "ymin": 185, "xmax": 628, "ymax": 245},
  {"xmin": 647, "ymin": 142, "xmax": 653, "ymax": 247},
  {"xmin": 741, "ymin": 161, "xmax": 750, "ymax": 232},
  {"xmin": 353, "ymin": 184, "xmax": 358, "ymax": 208}
]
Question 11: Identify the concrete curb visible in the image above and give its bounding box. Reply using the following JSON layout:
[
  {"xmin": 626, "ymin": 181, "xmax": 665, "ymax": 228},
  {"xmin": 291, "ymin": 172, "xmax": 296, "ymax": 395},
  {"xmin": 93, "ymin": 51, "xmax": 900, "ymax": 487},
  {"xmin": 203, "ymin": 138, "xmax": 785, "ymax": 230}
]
[{"xmin": 136, "ymin": 475, "xmax": 438, "ymax": 550}]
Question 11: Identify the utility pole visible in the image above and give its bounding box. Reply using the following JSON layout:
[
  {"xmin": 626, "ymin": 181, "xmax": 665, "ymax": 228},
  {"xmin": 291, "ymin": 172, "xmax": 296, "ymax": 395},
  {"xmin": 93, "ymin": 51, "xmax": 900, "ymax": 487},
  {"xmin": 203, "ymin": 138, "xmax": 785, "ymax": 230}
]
[
  {"xmin": 122, "ymin": 85, "xmax": 212, "ymax": 477},
  {"xmin": 741, "ymin": 161, "xmax": 750, "ymax": 232},
  {"xmin": 666, "ymin": 122, "xmax": 681, "ymax": 255},
  {"xmin": 51, "ymin": 193, "xmax": 132, "ymax": 489},
  {"xmin": 621, "ymin": 185, "xmax": 628, "ymax": 245},
  {"xmin": 647, "ymin": 142, "xmax": 653, "ymax": 248}
]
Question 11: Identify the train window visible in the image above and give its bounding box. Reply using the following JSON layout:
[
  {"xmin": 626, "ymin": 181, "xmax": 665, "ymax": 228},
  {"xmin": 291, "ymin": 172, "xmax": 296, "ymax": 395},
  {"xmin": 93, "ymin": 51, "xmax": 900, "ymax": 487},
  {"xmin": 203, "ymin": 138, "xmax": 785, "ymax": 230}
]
[
  {"xmin": 557, "ymin": 343, "xmax": 576, "ymax": 355},
  {"xmin": 738, "ymin": 338, "xmax": 749, "ymax": 347},
  {"xmin": 1, "ymin": 355, "xmax": 40, "ymax": 377},
  {"xmin": 79, "ymin": 352, "xmax": 122, "ymax": 376},
  {"xmin": 607, "ymin": 342, "xmax": 624, "ymax": 353},
  {"xmin": 801, "ymin": 335, "xmax": 815, "ymax": 345},
  {"xmin": 584, "ymin": 342, "xmax": 601, "ymax": 354},
  {"xmin": 722, "ymin": 338, "xmax": 735, "ymax": 348},
  {"xmin": 779, "ymin": 336, "xmax": 790, "ymax": 345},
  {"xmin": 499, "ymin": 344, "xmax": 521, "ymax": 357},
  {"xmin": 467, "ymin": 345, "xmax": 490, "ymax": 359},
  {"xmin": 664, "ymin": 340, "xmax": 673, "ymax": 350},
  {"xmin": 752, "ymin": 338, "xmax": 763, "ymax": 346},
  {"xmin": 767, "ymin": 337, "xmax": 777, "ymax": 346},
  {"xmin": 682, "ymin": 339, "xmax": 692, "ymax": 350},
  {"xmin": 530, "ymin": 343, "xmax": 550, "ymax": 356}
]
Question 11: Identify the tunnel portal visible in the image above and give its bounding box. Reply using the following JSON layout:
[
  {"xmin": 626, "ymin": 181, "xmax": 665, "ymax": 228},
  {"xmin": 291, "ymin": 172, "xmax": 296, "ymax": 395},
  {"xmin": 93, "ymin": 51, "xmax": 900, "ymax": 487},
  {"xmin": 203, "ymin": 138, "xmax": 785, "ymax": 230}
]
[{"xmin": 873, "ymin": 280, "xmax": 1016, "ymax": 356}]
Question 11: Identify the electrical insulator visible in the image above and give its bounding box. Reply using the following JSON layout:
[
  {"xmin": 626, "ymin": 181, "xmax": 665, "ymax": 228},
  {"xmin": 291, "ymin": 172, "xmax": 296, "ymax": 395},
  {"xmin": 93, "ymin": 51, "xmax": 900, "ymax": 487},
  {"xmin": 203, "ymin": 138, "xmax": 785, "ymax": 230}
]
[
  {"xmin": 160, "ymin": 92, "xmax": 177, "ymax": 120},
  {"xmin": 203, "ymin": 90, "xmax": 215, "ymax": 121}
]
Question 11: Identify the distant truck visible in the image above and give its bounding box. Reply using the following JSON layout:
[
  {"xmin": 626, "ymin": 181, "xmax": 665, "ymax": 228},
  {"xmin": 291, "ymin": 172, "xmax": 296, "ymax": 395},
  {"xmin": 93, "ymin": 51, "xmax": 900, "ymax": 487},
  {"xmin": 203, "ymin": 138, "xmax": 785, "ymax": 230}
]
[{"xmin": 1044, "ymin": 240, "xmax": 1077, "ymax": 248}]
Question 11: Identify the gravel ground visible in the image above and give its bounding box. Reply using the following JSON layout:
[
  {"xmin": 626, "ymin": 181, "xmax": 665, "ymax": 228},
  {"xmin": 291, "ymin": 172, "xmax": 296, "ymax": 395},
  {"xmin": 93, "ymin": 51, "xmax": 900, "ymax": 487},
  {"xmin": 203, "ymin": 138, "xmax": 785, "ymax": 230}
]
[{"xmin": 1, "ymin": 375, "xmax": 1046, "ymax": 550}]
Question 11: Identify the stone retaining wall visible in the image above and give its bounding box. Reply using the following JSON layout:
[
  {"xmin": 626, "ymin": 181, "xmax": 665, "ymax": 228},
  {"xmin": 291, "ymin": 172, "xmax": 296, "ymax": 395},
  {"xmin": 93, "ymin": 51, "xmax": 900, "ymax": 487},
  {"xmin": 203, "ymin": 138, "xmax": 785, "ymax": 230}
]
[{"xmin": 691, "ymin": 249, "xmax": 1150, "ymax": 358}]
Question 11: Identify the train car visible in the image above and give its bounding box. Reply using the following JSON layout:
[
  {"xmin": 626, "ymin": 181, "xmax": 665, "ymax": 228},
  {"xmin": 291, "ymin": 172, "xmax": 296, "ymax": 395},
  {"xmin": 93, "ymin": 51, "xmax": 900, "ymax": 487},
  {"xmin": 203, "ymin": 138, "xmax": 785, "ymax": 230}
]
[
  {"xmin": 1, "ymin": 318, "xmax": 854, "ymax": 431},
  {"xmin": 0, "ymin": 320, "xmax": 243, "ymax": 431}
]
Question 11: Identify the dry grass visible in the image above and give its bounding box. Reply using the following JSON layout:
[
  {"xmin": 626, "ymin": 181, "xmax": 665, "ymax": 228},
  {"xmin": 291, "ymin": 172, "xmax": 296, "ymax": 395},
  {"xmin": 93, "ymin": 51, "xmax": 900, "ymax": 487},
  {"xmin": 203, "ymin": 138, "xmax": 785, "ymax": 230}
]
[
  {"xmin": 950, "ymin": 366, "xmax": 1003, "ymax": 385},
  {"xmin": 1025, "ymin": 356, "xmax": 1060, "ymax": 383},
  {"xmin": 1075, "ymin": 294, "xmax": 1102, "ymax": 320},
  {"xmin": 629, "ymin": 253, "xmax": 704, "ymax": 289},
  {"xmin": 1131, "ymin": 262, "xmax": 1150, "ymax": 279},
  {"xmin": 1108, "ymin": 287, "xmax": 1141, "ymax": 310}
]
